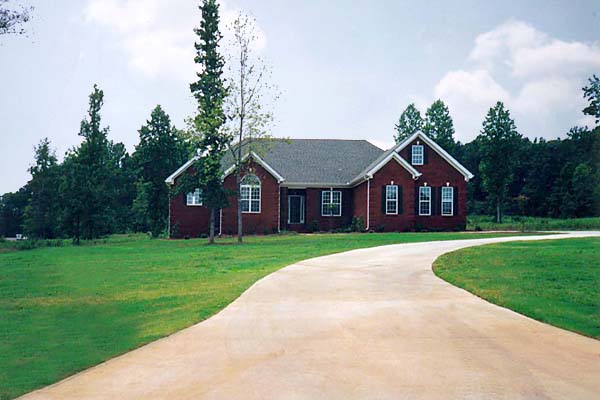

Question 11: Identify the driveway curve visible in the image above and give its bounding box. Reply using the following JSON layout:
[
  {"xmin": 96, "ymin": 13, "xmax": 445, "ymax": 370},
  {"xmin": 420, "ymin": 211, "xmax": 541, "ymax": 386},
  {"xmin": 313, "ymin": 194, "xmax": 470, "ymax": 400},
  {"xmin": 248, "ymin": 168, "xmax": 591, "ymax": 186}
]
[{"xmin": 22, "ymin": 232, "xmax": 600, "ymax": 400}]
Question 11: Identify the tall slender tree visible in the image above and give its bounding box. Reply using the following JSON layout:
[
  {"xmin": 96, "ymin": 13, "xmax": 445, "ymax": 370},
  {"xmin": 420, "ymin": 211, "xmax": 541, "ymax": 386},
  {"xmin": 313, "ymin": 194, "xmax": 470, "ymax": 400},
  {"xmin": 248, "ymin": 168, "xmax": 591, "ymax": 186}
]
[
  {"xmin": 186, "ymin": 0, "xmax": 229, "ymax": 244},
  {"xmin": 394, "ymin": 103, "xmax": 423, "ymax": 143},
  {"xmin": 583, "ymin": 74, "xmax": 600, "ymax": 124},
  {"xmin": 23, "ymin": 138, "xmax": 60, "ymax": 238},
  {"xmin": 224, "ymin": 13, "xmax": 278, "ymax": 243},
  {"xmin": 478, "ymin": 101, "xmax": 522, "ymax": 223},
  {"xmin": 423, "ymin": 99, "xmax": 456, "ymax": 154}
]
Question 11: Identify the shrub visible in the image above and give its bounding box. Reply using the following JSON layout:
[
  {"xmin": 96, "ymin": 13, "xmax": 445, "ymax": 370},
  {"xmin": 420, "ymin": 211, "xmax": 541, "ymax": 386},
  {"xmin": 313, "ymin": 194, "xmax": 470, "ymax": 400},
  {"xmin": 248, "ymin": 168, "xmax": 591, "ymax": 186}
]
[
  {"xmin": 351, "ymin": 216, "xmax": 365, "ymax": 232},
  {"xmin": 308, "ymin": 220, "xmax": 320, "ymax": 233}
]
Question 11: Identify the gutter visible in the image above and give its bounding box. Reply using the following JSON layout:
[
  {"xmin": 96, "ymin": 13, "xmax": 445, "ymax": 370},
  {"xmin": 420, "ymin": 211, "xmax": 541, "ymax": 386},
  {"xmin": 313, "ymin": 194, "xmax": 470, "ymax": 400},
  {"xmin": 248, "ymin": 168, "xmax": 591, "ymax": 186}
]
[{"xmin": 366, "ymin": 178, "xmax": 371, "ymax": 231}]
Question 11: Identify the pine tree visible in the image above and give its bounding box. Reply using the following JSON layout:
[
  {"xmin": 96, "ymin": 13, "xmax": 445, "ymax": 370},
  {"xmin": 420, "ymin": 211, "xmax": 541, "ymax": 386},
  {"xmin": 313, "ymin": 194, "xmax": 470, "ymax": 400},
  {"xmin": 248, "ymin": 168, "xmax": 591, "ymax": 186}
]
[
  {"xmin": 23, "ymin": 138, "xmax": 60, "ymax": 238},
  {"xmin": 394, "ymin": 103, "xmax": 423, "ymax": 143},
  {"xmin": 187, "ymin": 0, "xmax": 229, "ymax": 244},
  {"xmin": 423, "ymin": 99, "xmax": 456, "ymax": 154},
  {"xmin": 478, "ymin": 102, "xmax": 522, "ymax": 223},
  {"xmin": 133, "ymin": 105, "xmax": 189, "ymax": 237}
]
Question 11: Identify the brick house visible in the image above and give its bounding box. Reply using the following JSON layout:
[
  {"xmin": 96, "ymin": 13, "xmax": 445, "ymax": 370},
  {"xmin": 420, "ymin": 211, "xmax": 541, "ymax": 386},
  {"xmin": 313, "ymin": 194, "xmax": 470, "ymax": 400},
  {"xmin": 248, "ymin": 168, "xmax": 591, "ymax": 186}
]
[{"xmin": 165, "ymin": 131, "xmax": 474, "ymax": 237}]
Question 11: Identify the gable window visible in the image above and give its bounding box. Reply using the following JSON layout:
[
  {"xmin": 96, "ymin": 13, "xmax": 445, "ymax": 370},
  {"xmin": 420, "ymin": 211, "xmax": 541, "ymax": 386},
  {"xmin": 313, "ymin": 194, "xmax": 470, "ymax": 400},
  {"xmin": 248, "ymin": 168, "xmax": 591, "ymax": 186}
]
[
  {"xmin": 419, "ymin": 186, "xmax": 431, "ymax": 216},
  {"xmin": 441, "ymin": 186, "xmax": 454, "ymax": 216},
  {"xmin": 322, "ymin": 190, "xmax": 342, "ymax": 216},
  {"xmin": 186, "ymin": 188, "xmax": 203, "ymax": 206},
  {"xmin": 412, "ymin": 144, "xmax": 424, "ymax": 165},
  {"xmin": 240, "ymin": 175, "xmax": 261, "ymax": 213},
  {"xmin": 385, "ymin": 185, "xmax": 398, "ymax": 215}
]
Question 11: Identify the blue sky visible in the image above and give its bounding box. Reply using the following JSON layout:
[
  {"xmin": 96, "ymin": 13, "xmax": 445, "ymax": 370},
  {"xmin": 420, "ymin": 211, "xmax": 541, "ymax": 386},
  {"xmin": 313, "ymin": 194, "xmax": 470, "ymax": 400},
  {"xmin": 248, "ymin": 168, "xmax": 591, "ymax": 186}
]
[{"xmin": 1, "ymin": 0, "xmax": 599, "ymax": 193}]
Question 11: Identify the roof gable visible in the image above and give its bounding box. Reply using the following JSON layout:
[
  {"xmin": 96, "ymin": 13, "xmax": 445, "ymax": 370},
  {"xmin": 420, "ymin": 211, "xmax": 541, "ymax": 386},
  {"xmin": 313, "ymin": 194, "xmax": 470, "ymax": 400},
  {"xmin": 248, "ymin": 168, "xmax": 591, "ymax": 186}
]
[{"xmin": 394, "ymin": 131, "xmax": 474, "ymax": 181}]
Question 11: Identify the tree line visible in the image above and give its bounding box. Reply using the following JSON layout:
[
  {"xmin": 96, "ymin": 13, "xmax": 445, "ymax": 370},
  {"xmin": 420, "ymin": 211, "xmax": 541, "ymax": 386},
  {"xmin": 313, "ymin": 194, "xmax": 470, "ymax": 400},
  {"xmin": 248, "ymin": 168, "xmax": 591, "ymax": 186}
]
[
  {"xmin": 0, "ymin": 0, "xmax": 275, "ymax": 243},
  {"xmin": 394, "ymin": 76, "xmax": 600, "ymax": 222},
  {"xmin": 1, "ymin": 0, "xmax": 598, "ymax": 239}
]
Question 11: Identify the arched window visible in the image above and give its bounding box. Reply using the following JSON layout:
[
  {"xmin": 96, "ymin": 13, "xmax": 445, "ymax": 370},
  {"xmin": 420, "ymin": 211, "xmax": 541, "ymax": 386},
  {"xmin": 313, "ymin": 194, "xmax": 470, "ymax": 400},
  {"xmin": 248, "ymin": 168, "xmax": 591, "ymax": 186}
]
[{"xmin": 240, "ymin": 174, "xmax": 261, "ymax": 213}]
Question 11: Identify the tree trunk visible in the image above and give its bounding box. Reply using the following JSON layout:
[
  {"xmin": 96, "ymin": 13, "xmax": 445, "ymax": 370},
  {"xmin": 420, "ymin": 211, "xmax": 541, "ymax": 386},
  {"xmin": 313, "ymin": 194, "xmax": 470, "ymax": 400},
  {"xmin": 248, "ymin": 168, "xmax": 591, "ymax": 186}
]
[
  {"xmin": 208, "ymin": 208, "xmax": 215, "ymax": 244},
  {"xmin": 237, "ymin": 172, "xmax": 243, "ymax": 243},
  {"xmin": 496, "ymin": 200, "xmax": 501, "ymax": 224}
]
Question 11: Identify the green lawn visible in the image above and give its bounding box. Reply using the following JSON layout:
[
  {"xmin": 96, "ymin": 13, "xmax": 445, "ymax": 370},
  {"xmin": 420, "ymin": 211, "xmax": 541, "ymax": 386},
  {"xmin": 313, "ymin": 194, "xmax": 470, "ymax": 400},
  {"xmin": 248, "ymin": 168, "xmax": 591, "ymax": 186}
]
[
  {"xmin": 433, "ymin": 237, "xmax": 600, "ymax": 339},
  {"xmin": 467, "ymin": 215, "xmax": 600, "ymax": 231},
  {"xmin": 0, "ymin": 232, "xmax": 537, "ymax": 399}
]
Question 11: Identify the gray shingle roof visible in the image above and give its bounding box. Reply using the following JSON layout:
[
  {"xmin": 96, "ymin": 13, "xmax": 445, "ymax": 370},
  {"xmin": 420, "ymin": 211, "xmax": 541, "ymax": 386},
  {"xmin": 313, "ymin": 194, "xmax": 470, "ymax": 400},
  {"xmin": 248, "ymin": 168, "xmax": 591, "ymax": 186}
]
[{"xmin": 223, "ymin": 138, "xmax": 384, "ymax": 185}]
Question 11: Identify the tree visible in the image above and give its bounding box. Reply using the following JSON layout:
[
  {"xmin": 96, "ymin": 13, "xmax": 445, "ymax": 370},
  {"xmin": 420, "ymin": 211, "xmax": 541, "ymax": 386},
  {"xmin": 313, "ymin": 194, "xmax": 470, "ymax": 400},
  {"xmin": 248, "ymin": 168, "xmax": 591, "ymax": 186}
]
[
  {"xmin": 224, "ymin": 13, "xmax": 278, "ymax": 243},
  {"xmin": 0, "ymin": 185, "xmax": 29, "ymax": 237},
  {"xmin": 133, "ymin": 105, "xmax": 189, "ymax": 237},
  {"xmin": 23, "ymin": 138, "xmax": 60, "ymax": 238},
  {"xmin": 478, "ymin": 101, "xmax": 522, "ymax": 223},
  {"xmin": 423, "ymin": 99, "xmax": 456, "ymax": 154},
  {"xmin": 60, "ymin": 85, "xmax": 118, "ymax": 243},
  {"xmin": 394, "ymin": 103, "xmax": 423, "ymax": 143},
  {"xmin": 186, "ymin": 0, "xmax": 230, "ymax": 244},
  {"xmin": 583, "ymin": 75, "xmax": 600, "ymax": 124},
  {"xmin": 0, "ymin": 0, "xmax": 32, "ymax": 35}
]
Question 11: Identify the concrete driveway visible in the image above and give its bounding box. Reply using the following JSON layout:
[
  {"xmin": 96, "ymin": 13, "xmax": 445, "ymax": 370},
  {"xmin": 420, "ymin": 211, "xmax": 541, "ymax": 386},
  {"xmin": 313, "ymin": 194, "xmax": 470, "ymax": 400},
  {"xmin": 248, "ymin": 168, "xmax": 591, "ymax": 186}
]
[{"xmin": 22, "ymin": 232, "xmax": 600, "ymax": 399}]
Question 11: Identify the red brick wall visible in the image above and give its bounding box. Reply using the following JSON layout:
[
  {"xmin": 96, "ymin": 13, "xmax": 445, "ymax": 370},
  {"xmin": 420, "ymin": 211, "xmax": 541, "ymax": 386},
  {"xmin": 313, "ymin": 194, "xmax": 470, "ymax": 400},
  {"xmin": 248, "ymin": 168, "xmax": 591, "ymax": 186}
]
[
  {"xmin": 398, "ymin": 139, "xmax": 467, "ymax": 230},
  {"xmin": 169, "ymin": 161, "xmax": 280, "ymax": 237},
  {"xmin": 368, "ymin": 159, "xmax": 416, "ymax": 232},
  {"xmin": 220, "ymin": 161, "xmax": 280, "ymax": 235}
]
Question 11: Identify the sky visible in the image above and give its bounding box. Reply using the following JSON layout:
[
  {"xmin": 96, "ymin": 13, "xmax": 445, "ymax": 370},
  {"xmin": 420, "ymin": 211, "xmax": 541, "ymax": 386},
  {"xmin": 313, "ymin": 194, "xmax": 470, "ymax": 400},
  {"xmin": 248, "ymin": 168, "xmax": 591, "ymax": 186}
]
[{"xmin": 1, "ymin": 0, "xmax": 599, "ymax": 194}]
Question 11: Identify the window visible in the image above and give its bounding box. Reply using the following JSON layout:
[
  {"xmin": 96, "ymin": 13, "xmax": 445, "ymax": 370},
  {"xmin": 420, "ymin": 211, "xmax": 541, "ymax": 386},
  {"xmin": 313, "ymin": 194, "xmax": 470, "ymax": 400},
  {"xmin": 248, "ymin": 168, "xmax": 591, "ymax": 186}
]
[
  {"xmin": 412, "ymin": 144, "xmax": 424, "ymax": 165},
  {"xmin": 419, "ymin": 186, "xmax": 431, "ymax": 216},
  {"xmin": 321, "ymin": 190, "xmax": 342, "ymax": 216},
  {"xmin": 240, "ymin": 175, "xmax": 261, "ymax": 213},
  {"xmin": 441, "ymin": 186, "xmax": 454, "ymax": 216},
  {"xmin": 186, "ymin": 188, "xmax": 203, "ymax": 206},
  {"xmin": 385, "ymin": 185, "xmax": 398, "ymax": 215}
]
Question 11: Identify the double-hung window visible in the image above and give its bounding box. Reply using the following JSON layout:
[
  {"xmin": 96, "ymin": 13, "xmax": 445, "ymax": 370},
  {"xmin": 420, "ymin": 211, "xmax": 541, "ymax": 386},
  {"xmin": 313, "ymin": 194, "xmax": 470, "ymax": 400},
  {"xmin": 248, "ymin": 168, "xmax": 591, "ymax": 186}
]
[
  {"xmin": 419, "ymin": 186, "xmax": 431, "ymax": 216},
  {"xmin": 441, "ymin": 186, "xmax": 454, "ymax": 216},
  {"xmin": 385, "ymin": 185, "xmax": 398, "ymax": 215},
  {"xmin": 412, "ymin": 145, "xmax": 424, "ymax": 165},
  {"xmin": 186, "ymin": 188, "xmax": 203, "ymax": 206},
  {"xmin": 321, "ymin": 190, "xmax": 342, "ymax": 216},
  {"xmin": 240, "ymin": 175, "xmax": 261, "ymax": 213}
]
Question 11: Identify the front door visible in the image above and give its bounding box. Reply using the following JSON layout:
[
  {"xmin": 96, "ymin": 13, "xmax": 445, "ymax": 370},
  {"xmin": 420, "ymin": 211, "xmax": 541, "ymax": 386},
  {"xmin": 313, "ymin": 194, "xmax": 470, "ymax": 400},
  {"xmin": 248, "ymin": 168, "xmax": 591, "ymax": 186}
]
[{"xmin": 288, "ymin": 195, "xmax": 305, "ymax": 224}]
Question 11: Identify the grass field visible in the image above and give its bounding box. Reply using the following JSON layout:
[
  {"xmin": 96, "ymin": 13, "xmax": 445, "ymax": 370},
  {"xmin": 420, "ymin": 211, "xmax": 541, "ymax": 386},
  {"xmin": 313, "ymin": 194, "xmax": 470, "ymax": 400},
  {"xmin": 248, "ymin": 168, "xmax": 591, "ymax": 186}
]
[
  {"xmin": 467, "ymin": 215, "xmax": 600, "ymax": 231},
  {"xmin": 433, "ymin": 237, "xmax": 600, "ymax": 339},
  {"xmin": 0, "ymin": 231, "xmax": 538, "ymax": 399}
]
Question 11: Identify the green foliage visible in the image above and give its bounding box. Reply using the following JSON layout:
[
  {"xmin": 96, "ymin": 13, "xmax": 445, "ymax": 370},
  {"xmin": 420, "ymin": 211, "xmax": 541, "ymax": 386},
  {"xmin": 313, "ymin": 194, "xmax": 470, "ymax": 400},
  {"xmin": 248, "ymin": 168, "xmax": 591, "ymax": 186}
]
[
  {"xmin": 23, "ymin": 138, "xmax": 60, "ymax": 239},
  {"xmin": 0, "ymin": 186, "xmax": 30, "ymax": 237},
  {"xmin": 477, "ymin": 101, "xmax": 522, "ymax": 222},
  {"xmin": 582, "ymin": 74, "xmax": 600, "ymax": 124},
  {"xmin": 434, "ymin": 238, "xmax": 600, "ymax": 338},
  {"xmin": 187, "ymin": 0, "xmax": 230, "ymax": 242},
  {"xmin": 0, "ymin": 231, "xmax": 536, "ymax": 398},
  {"xmin": 394, "ymin": 103, "xmax": 423, "ymax": 143},
  {"xmin": 467, "ymin": 215, "xmax": 600, "ymax": 231},
  {"xmin": 423, "ymin": 99, "xmax": 456, "ymax": 154},
  {"xmin": 351, "ymin": 216, "xmax": 365, "ymax": 232},
  {"xmin": 132, "ymin": 105, "xmax": 189, "ymax": 237}
]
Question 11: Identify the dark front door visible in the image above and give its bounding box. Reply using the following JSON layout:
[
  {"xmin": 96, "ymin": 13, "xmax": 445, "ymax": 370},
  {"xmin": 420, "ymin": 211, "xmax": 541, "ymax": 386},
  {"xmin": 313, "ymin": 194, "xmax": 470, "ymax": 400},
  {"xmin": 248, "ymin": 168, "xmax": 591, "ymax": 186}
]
[{"xmin": 288, "ymin": 195, "xmax": 305, "ymax": 224}]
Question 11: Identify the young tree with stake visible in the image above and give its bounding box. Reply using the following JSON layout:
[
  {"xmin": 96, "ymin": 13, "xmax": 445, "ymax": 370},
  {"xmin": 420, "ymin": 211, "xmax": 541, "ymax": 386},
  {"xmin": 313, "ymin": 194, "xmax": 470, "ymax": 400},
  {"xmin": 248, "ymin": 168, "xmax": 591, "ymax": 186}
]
[{"xmin": 224, "ymin": 13, "xmax": 278, "ymax": 243}]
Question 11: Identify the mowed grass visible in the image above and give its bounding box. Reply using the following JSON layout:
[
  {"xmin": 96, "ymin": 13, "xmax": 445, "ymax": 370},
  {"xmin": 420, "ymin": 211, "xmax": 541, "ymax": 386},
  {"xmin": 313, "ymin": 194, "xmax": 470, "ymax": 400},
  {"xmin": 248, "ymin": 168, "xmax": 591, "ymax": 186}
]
[
  {"xmin": 0, "ymin": 231, "xmax": 538, "ymax": 398},
  {"xmin": 467, "ymin": 215, "xmax": 600, "ymax": 231},
  {"xmin": 434, "ymin": 237, "xmax": 600, "ymax": 339}
]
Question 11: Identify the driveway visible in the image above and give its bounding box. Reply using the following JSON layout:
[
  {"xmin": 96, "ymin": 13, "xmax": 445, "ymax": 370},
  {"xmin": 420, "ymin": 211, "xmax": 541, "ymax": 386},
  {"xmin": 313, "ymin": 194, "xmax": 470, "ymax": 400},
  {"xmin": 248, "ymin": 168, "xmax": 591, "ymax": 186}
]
[{"xmin": 22, "ymin": 232, "xmax": 600, "ymax": 399}]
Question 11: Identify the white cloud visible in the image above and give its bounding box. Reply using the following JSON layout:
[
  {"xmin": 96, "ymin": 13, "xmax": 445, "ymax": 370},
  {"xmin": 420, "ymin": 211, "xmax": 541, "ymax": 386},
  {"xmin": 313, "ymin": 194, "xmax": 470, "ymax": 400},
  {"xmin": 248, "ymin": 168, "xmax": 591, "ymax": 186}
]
[
  {"xmin": 83, "ymin": 0, "xmax": 267, "ymax": 81},
  {"xmin": 431, "ymin": 19, "xmax": 599, "ymax": 142}
]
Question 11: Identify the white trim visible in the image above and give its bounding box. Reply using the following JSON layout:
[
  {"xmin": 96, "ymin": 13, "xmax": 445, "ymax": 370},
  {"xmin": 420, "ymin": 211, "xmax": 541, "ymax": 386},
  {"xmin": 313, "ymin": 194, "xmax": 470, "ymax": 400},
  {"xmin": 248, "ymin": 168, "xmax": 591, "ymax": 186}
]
[
  {"xmin": 321, "ymin": 190, "xmax": 342, "ymax": 217},
  {"xmin": 394, "ymin": 131, "xmax": 475, "ymax": 181},
  {"xmin": 418, "ymin": 186, "xmax": 432, "ymax": 216},
  {"xmin": 277, "ymin": 186, "xmax": 281, "ymax": 233},
  {"xmin": 366, "ymin": 179, "xmax": 371, "ymax": 231},
  {"xmin": 219, "ymin": 208, "xmax": 222, "ymax": 236},
  {"xmin": 441, "ymin": 186, "xmax": 454, "ymax": 216},
  {"xmin": 186, "ymin": 188, "xmax": 203, "ymax": 206},
  {"xmin": 385, "ymin": 185, "xmax": 398, "ymax": 215},
  {"xmin": 240, "ymin": 183, "xmax": 261, "ymax": 214},
  {"xmin": 351, "ymin": 152, "xmax": 421, "ymax": 186},
  {"xmin": 165, "ymin": 157, "xmax": 198, "ymax": 185},
  {"xmin": 287, "ymin": 195, "xmax": 305, "ymax": 224},
  {"xmin": 223, "ymin": 151, "xmax": 285, "ymax": 183},
  {"xmin": 411, "ymin": 144, "xmax": 424, "ymax": 165}
]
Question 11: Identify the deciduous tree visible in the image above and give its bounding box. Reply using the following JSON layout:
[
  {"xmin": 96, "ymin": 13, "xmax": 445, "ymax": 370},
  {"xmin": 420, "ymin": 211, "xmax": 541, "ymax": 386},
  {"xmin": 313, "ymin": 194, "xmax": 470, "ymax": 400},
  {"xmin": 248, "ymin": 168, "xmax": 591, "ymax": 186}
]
[
  {"xmin": 394, "ymin": 103, "xmax": 423, "ymax": 143},
  {"xmin": 423, "ymin": 99, "xmax": 456, "ymax": 154}
]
